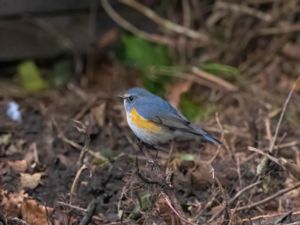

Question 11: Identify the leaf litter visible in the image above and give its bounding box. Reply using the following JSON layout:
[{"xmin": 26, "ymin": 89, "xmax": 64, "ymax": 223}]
[
  {"xmin": 1, "ymin": 1, "xmax": 300, "ymax": 224},
  {"xmin": 0, "ymin": 63, "xmax": 299, "ymax": 225}
]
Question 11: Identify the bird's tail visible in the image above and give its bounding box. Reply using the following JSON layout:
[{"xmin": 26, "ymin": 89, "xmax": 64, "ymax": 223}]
[
  {"xmin": 190, "ymin": 126, "xmax": 222, "ymax": 145},
  {"xmin": 202, "ymin": 133, "xmax": 222, "ymax": 145}
]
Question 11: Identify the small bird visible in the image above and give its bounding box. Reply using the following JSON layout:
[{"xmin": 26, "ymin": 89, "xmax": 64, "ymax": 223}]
[{"xmin": 120, "ymin": 87, "xmax": 221, "ymax": 146}]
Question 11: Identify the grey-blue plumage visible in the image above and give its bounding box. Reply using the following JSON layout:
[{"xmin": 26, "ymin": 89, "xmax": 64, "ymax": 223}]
[{"xmin": 122, "ymin": 87, "xmax": 222, "ymax": 145}]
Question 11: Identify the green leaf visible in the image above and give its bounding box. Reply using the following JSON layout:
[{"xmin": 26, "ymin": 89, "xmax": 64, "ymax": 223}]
[
  {"xmin": 180, "ymin": 153, "xmax": 195, "ymax": 161},
  {"xmin": 180, "ymin": 93, "xmax": 216, "ymax": 121},
  {"xmin": 120, "ymin": 35, "xmax": 170, "ymax": 69},
  {"xmin": 201, "ymin": 63, "xmax": 240, "ymax": 80},
  {"xmin": 17, "ymin": 60, "xmax": 48, "ymax": 92},
  {"xmin": 52, "ymin": 59, "xmax": 72, "ymax": 87},
  {"xmin": 139, "ymin": 193, "xmax": 152, "ymax": 210},
  {"xmin": 129, "ymin": 193, "xmax": 153, "ymax": 219},
  {"xmin": 119, "ymin": 34, "xmax": 172, "ymax": 95}
]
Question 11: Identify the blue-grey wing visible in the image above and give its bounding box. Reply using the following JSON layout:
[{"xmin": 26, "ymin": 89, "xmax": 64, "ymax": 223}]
[
  {"xmin": 136, "ymin": 96, "xmax": 190, "ymax": 129},
  {"xmin": 136, "ymin": 96, "xmax": 222, "ymax": 144}
]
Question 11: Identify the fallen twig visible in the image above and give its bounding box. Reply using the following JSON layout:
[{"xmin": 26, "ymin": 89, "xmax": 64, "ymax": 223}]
[
  {"xmin": 208, "ymin": 180, "xmax": 262, "ymax": 223},
  {"xmin": 59, "ymin": 135, "xmax": 108, "ymax": 162},
  {"xmin": 256, "ymin": 75, "xmax": 300, "ymax": 176},
  {"xmin": 229, "ymin": 180, "xmax": 263, "ymax": 204},
  {"xmin": 248, "ymin": 146, "xmax": 282, "ymax": 166},
  {"xmin": 161, "ymin": 192, "xmax": 195, "ymax": 225},
  {"xmin": 79, "ymin": 197, "xmax": 100, "ymax": 225},
  {"xmin": 259, "ymin": 23, "xmax": 300, "ymax": 35},
  {"xmin": 57, "ymin": 201, "xmax": 88, "ymax": 213},
  {"xmin": 243, "ymin": 210, "xmax": 300, "ymax": 223},
  {"xmin": 269, "ymin": 75, "xmax": 300, "ymax": 153},
  {"xmin": 70, "ymin": 164, "xmax": 88, "ymax": 204},
  {"xmin": 56, "ymin": 201, "xmax": 103, "ymax": 222},
  {"xmin": 236, "ymin": 181, "xmax": 300, "ymax": 211},
  {"xmin": 77, "ymin": 132, "xmax": 91, "ymax": 167}
]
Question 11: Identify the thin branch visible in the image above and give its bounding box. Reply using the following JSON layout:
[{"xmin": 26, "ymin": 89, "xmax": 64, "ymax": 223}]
[
  {"xmin": 56, "ymin": 201, "xmax": 103, "ymax": 222},
  {"xmin": 101, "ymin": 0, "xmax": 175, "ymax": 46},
  {"xmin": 77, "ymin": 132, "xmax": 91, "ymax": 167},
  {"xmin": 59, "ymin": 134, "xmax": 108, "ymax": 162},
  {"xmin": 208, "ymin": 180, "xmax": 262, "ymax": 222},
  {"xmin": 259, "ymin": 23, "xmax": 300, "ymax": 35},
  {"xmin": 269, "ymin": 75, "xmax": 300, "ymax": 153},
  {"xmin": 229, "ymin": 180, "xmax": 262, "ymax": 204},
  {"xmin": 161, "ymin": 192, "xmax": 195, "ymax": 225},
  {"xmin": 248, "ymin": 146, "xmax": 282, "ymax": 166},
  {"xmin": 57, "ymin": 201, "xmax": 88, "ymax": 213},
  {"xmin": 270, "ymin": 141, "xmax": 299, "ymax": 150},
  {"xmin": 243, "ymin": 210, "xmax": 300, "ymax": 223},
  {"xmin": 70, "ymin": 164, "xmax": 87, "ymax": 204},
  {"xmin": 235, "ymin": 182, "xmax": 300, "ymax": 211},
  {"xmin": 191, "ymin": 67, "xmax": 238, "ymax": 91},
  {"xmin": 215, "ymin": 1, "xmax": 273, "ymax": 22},
  {"xmin": 119, "ymin": 0, "xmax": 209, "ymax": 42},
  {"xmin": 79, "ymin": 197, "xmax": 100, "ymax": 225}
]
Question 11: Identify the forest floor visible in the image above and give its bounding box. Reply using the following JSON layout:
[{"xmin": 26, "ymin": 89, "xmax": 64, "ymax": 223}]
[{"xmin": 1, "ymin": 59, "xmax": 300, "ymax": 225}]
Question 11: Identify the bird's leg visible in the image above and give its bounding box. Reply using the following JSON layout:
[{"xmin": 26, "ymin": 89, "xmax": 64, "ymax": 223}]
[
  {"xmin": 136, "ymin": 139, "xmax": 144, "ymax": 153},
  {"xmin": 134, "ymin": 141, "xmax": 171, "ymax": 187},
  {"xmin": 134, "ymin": 140, "xmax": 161, "ymax": 184},
  {"xmin": 154, "ymin": 146, "xmax": 159, "ymax": 159},
  {"xmin": 164, "ymin": 141, "xmax": 175, "ymax": 188},
  {"xmin": 136, "ymin": 139, "xmax": 155, "ymax": 165}
]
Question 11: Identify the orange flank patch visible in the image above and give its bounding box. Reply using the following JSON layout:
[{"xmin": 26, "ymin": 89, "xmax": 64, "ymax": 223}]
[{"xmin": 130, "ymin": 108, "xmax": 161, "ymax": 132}]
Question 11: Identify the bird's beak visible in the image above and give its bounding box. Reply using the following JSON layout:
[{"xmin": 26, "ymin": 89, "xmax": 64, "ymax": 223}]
[{"xmin": 117, "ymin": 94, "xmax": 125, "ymax": 101}]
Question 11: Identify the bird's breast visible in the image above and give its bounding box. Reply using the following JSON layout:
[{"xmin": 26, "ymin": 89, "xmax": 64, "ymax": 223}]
[{"xmin": 128, "ymin": 107, "xmax": 161, "ymax": 132}]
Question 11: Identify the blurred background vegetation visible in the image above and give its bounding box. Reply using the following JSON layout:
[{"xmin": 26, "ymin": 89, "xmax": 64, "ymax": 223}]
[{"xmin": 1, "ymin": 0, "xmax": 300, "ymax": 122}]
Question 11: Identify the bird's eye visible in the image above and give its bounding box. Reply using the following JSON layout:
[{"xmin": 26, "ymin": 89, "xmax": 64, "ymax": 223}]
[{"xmin": 128, "ymin": 96, "xmax": 134, "ymax": 102}]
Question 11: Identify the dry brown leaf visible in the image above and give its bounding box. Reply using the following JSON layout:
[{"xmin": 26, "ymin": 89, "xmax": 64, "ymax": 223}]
[
  {"xmin": 21, "ymin": 198, "xmax": 53, "ymax": 225},
  {"xmin": 1, "ymin": 190, "xmax": 27, "ymax": 217},
  {"xmin": 190, "ymin": 163, "xmax": 214, "ymax": 187},
  {"xmin": 1, "ymin": 190, "xmax": 53, "ymax": 225},
  {"xmin": 167, "ymin": 80, "xmax": 192, "ymax": 107},
  {"xmin": 91, "ymin": 102, "xmax": 106, "ymax": 127},
  {"xmin": 20, "ymin": 172, "xmax": 44, "ymax": 189},
  {"xmin": 7, "ymin": 160, "xmax": 28, "ymax": 173}
]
